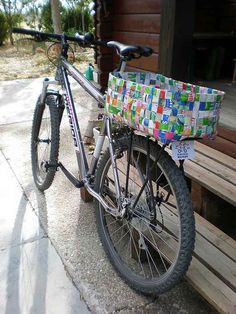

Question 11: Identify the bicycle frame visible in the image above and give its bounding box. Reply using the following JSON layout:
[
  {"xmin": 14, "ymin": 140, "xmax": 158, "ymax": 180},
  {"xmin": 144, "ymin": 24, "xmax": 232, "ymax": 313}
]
[{"xmin": 42, "ymin": 57, "xmax": 124, "ymax": 217}]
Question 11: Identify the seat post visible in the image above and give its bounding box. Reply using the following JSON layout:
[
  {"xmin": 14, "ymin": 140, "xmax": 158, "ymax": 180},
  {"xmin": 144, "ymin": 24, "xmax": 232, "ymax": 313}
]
[{"xmin": 118, "ymin": 59, "xmax": 126, "ymax": 74}]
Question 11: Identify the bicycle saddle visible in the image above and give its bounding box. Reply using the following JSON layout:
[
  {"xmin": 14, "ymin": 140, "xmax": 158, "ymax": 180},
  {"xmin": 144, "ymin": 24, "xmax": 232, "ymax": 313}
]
[{"xmin": 107, "ymin": 41, "xmax": 153, "ymax": 58}]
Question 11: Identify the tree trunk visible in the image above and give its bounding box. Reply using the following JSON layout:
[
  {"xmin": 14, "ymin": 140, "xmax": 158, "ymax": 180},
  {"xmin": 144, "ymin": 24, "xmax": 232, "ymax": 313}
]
[
  {"xmin": 81, "ymin": 6, "xmax": 85, "ymax": 33},
  {"xmin": 8, "ymin": 14, "xmax": 14, "ymax": 45},
  {"xmin": 51, "ymin": 0, "xmax": 62, "ymax": 34},
  {"xmin": 9, "ymin": 30, "xmax": 14, "ymax": 45}
]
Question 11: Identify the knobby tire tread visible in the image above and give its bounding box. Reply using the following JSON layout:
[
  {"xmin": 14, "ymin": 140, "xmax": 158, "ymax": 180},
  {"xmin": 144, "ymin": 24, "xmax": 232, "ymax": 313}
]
[
  {"xmin": 94, "ymin": 135, "xmax": 195, "ymax": 295},
  {"xmin": 31, "ymin": 95, "xmax": 60, "ymax": 191}
]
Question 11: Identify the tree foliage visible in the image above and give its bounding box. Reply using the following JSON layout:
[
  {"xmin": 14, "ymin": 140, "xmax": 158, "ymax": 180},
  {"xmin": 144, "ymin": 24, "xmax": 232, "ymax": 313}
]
[
  {"xmin": 40, "ymin": 0, "xmax": 93, "ymax": 35},
  {"xmin": 0, "ymin": 0, "xmax": 94, "ymax": 44},
  {"xmin": 0, "ymin": 10, "xmax": 8, "ymax": 45},
  {"xmin": 64, "ymin": 0, "xmax": 93, "ymax": 33},
  {"xmin": 40, "ymin": 1, "xmax": 54, "ymax": 32},
  {"xmin": 0, "ymin": 0, "xmax": 27, "ymax": 44},
  {"xmin": 63, "ymin": 5, "xmax": 93, "ymax": 35},
  {"xmin": 24, "ymin": 4, "xmax": 42, "ymax": 30}
]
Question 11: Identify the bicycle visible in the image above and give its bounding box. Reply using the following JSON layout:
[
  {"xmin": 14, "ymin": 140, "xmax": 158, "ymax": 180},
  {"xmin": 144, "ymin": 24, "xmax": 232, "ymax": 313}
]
[{"xmin": 13, "ymin": 27, "xmax": 195, "ymax": 296}]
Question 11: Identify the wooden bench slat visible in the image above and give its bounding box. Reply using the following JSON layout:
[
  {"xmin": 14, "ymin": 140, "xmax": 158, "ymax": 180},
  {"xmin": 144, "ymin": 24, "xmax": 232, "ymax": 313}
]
[
  {"xmin": 161, "ymin": 201, "xmax": 236, "ymax": 312},
  {"xmin": 160, "ymin": 206, "xmax": 236, "ymax": 312},
  {"xmin": 187, "ymin": 257, "xmax": 236, "ymax": 314},
  {"xmin": 195, "ymin": 213, "xmax": 236, "ymax": 262},
  {"xmin": 161, "ymin": 205, "xmax": 236, "ymax": 290},
  {"xmin": 195, "ymin": 141, "xmax": 236, "ymax": 170},
  {"xmin": 184, "ymin": 160, "xmax": 236, "ymax": 206},
  {"xmin": 194, "ymin": 234, "xmax": 236, "ymax": 291},
  {"xmin": 192, "ymin": 152, "xmax": 236, "ymax": 185},
  {"xmin": 164, "ymin": 145, "xmax": 236, "ymax": 205}
]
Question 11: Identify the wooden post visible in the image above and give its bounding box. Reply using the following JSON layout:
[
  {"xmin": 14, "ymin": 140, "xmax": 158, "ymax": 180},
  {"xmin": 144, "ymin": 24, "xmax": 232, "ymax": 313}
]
[
  {"xmin": 233, "ymin": 59, "xmax": 236, "ymax": 83},
  {"xmin": 80, "ymin": 186, "xmax": 93, "ymax": 203},
  {"xmin": 191, "ymin": 181, "xmax": 221, "ymax": 226},
  {"xmin": 95, "ymin": 0, "xmax": 114, "ymax": 92},
  {"xmin": 159, "ymin": 0, "xmax": 176, "ymax": 76},
  {"xmin": 159, "ymin": 0, "xmax": 196, "ymax": 81}
]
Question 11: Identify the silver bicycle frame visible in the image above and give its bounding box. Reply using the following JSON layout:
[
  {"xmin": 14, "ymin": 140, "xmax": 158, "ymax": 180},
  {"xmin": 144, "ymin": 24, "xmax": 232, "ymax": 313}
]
[{"xmin": 43, "ymin": 58, "xmax": 125, "ymax": 217}]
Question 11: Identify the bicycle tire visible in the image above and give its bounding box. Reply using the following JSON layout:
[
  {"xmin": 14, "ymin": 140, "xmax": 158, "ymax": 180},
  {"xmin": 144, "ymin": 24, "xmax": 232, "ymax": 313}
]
[
  {"xmin": 94, "ymin": 134, "xmax": 195, "ymax": 295},
  {"xmin": 31, "ymin": 95, "xmax": 60, "ymax": 191}
]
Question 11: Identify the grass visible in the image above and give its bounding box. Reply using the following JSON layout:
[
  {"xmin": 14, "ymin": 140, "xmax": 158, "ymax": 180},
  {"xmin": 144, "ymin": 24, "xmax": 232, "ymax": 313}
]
[{"xmin": 0, "ymin": 40, "xmax": 95, "ymax": 81}]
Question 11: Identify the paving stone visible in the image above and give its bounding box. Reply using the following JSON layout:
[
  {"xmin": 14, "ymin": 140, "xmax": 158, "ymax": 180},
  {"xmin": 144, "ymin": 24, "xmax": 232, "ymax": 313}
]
[
  {"xmin": 0, "ymin": 151, "xmax": 44, "ymax": 250},
  {"xmin": 0, "ymin": 238, "xmax": 90, "ymax": 314}
]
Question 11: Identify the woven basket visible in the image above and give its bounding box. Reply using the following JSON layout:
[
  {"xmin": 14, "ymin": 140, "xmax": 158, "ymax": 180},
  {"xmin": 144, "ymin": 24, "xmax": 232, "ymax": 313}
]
[{"xmin": 105, "ymin": 72, "xmax": 225, "ymax": 144}]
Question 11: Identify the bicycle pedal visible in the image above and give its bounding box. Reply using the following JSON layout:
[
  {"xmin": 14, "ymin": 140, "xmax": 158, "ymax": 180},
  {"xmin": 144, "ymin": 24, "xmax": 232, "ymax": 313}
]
[{"xmin": 43, "ymin": 161, "xmax": 59, "ymax": 171}]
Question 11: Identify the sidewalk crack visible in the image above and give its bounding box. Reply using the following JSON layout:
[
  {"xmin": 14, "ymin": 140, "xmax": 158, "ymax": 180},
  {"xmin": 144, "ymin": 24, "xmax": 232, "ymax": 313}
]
[{"xmin": 0, "ymin": 235, "xmax": 48, "ymax": 252}]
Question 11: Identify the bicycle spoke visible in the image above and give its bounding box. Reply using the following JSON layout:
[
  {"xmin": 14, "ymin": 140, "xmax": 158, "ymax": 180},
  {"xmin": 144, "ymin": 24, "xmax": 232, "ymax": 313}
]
[
  {"xmin": 126, "ymin": 223, "xmax": 146, "ymax": 277},
  {"xmin": 132, "ymin": 211, "xmax": 179, "ymax": 248},
  {"xmin": 113, "ymin": 227, "xmax": 130, "ymax": 247},
  {"xmin": 145, "ymin": 243, "xmax": 161, "ymax": 276},
  {"xmin": 96, "ymin": 134, "xmax": 195, "ymax": 293},
  {"xmin": 147, "ymin": 227, "xmax": 169, "ymax": 270},
  {"xmin": 130, "ymin": 220, "xmax": 172, "ymax": 266}
]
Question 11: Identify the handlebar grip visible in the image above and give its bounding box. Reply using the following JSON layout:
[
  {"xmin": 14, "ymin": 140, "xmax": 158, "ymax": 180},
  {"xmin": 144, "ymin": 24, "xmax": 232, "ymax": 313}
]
[
  {"xmin": 13, "ymin": 27, "xmax": 39, "ymax": 36},
  {"xmin": 75, "ymin": 32, "xmax": 94, "ymax": 44},
  {"xmin": 141, "ymin": 47, "xmax": 153, "ymax": 57}
]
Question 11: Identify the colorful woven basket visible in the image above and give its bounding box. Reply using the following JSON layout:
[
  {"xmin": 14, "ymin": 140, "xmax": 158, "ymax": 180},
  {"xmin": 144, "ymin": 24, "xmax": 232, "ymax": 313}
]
[{"xmin": 105, "ymin": 72, "xmax": 225, "ymax": 144}]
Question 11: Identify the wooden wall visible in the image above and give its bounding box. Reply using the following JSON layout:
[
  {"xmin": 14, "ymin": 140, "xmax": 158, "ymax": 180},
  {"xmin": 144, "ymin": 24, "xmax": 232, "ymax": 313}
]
[
  {"xmin": 95, "ymin": 0, "xmax": 161, "ymax": 90},
  {"xmin": 94, "ymin": 0, "xmax": 236, "ymax": 159}
]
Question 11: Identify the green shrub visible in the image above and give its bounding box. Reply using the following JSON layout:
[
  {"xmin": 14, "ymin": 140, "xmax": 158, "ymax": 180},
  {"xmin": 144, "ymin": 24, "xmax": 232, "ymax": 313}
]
[
  {"xmin": 0, "ymin": 11, "xmax": 8, "ymax": 45},
  {"xmin": 39, "ymin": 1, "xmax": 93, "ymax": 35},
  {"xmin": 40, "ymin": 1, "xmax": 53, "ymax": 32},
  {"xmin": 63, "ymin": 6, "xmax": 93, "ymax": 34},
  {"xmin": 40, "ymin": 0, "xmax": 65, "ymax": 32}
]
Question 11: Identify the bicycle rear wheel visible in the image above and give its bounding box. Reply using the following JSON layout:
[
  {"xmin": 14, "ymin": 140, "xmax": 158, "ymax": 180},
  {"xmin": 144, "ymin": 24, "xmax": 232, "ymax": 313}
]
[
  {"xmin": 94, "ymin": 134, "xmax": 195, "ymax": 295},
  {"xmin": 31, "ymin": 95, "xmax": 60, "ymax": 191}
]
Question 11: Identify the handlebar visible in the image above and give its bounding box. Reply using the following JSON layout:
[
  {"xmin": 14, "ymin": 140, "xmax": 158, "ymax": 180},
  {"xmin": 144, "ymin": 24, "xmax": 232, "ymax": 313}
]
[
  {"xmin": 13, "ymin": 27, "xmax": 96, "ymax": 44},
  {"xmin": 12, "ymin": 28, "xmax": 153, "ymax": 59}
]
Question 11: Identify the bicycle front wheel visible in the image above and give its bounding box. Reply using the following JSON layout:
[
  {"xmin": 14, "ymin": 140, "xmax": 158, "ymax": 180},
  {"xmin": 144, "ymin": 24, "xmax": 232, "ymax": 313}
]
[
  {"xmin": 31, "ymin": 95, "xmax": 60, "ymax": 191},
  {"xmin": 94, "ymin": 134, "xmax": 195, "ymax": 295}
]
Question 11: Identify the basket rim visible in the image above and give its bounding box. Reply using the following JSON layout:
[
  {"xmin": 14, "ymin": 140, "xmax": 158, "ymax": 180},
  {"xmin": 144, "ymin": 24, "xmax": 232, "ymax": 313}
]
[{"xmin": 109, "ymin": 71, "xmax": 225, "ymax": 97}]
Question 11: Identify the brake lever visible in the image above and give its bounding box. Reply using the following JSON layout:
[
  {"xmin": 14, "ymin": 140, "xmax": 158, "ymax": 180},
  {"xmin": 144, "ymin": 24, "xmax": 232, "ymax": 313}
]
[{"xmin": 35, "ymin": 33, "xmax": 46, "ymax": 42}]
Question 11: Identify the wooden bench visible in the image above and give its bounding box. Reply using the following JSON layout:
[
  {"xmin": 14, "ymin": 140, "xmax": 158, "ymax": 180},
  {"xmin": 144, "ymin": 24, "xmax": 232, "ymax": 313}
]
[
  {"xmin": 187, "ymin": 212, "xmax": 236, "ymax": 314},
  {"xmin": 94, "ymin": 131, "xmax": 236, "ymax": 312},
  {"xmin": 184, "ymin": 141, "xmax": 236, "ymax": 208},
  {"xmin": 178, "ymin": 142, "xmax": 236, "ymax": 313},
  {"xmin": 165, "ymin": 141, "xmax": 236, "ymax": 313}
]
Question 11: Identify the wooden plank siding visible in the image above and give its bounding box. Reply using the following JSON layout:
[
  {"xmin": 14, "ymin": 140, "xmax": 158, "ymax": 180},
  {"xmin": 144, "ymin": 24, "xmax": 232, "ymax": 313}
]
[
  {"xmin": 112, "ymin": 32, "xmax": 160, "ymax": 53},
  {"xmin": 95, "ymin": 0, "xmax": 236, "ymax": 158},
  {"xmin": 95, "ymin": 0, "xmax": 161, "ymax": 90},
  {"xmin": 113, "ymin": 53, "xmax": 159, "ymax": 73},
  {"xmin": 112, "ymin": 15, "xmax": 161, "ymax": 34},
  {"xmin": 112, "ymin": 4, "xmax": 161, "ymax": 72},
  {"xmin": 113, "ymin": 0, "xmax": 161, "ymax": 14}
]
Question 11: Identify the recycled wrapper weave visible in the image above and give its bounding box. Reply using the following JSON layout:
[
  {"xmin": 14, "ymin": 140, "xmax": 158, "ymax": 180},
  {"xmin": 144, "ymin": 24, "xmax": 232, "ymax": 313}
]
[{"xmin": 106, "ymin": 72, "xmax": 225, "ymax": 144}]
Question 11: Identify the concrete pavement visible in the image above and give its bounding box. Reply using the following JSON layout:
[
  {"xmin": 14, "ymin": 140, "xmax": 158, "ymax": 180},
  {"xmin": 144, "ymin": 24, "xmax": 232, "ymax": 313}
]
[{"xmin": 0, "ymin": 78, "xmax": 217, "ymax": 313}]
